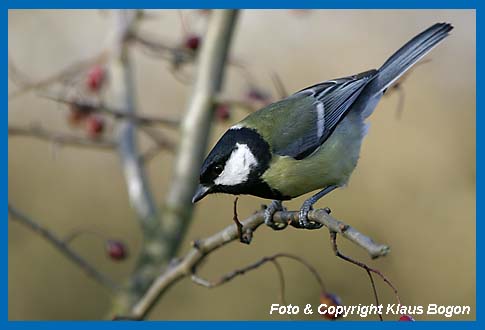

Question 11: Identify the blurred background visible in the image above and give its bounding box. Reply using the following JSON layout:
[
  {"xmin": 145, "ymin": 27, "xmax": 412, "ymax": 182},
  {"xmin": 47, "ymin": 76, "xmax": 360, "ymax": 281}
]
[{"xmin": 8, "ymin": 10, "xmax": 475, "ymax": 320}]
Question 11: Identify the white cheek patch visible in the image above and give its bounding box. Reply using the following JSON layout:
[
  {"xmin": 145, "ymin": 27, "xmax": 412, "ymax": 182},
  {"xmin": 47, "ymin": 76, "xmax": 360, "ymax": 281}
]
[{"xmin": 214, "ymin": 143, "xmax": 257, "ymax": 186}]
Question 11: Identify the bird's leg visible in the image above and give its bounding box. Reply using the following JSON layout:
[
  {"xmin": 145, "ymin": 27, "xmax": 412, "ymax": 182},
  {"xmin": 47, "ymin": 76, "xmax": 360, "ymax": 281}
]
[
  {"xmin": 264, "ymin": 200, "xmax": 287, "ymax": 231},
  {"xmin": 299, "ymin": 185, "xmax": 339, "ymax": 229}
]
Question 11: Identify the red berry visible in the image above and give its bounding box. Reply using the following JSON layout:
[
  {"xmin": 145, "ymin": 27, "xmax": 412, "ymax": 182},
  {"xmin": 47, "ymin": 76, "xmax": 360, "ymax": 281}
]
[
  {"xmin": 105, "ymin": 240, "xmax": 128, "ymax": 261},
  {"xmin": 215, "ymin": 103, "xmax": 231, "ymax": 122},
  {"xmin": 184, "ymin": 35, "xmax": 201, "ymax": 51},
  {"xmin": 86, "ymin": 65, "xmax": 106, "ymax": 92},
  {"xmin": 320, "ymin": 292, "xmax": 343, "ymax": 320},
  {"xmin": 85, "ymin": 115, "xmax": 105, "ymax": 138},
  {"xmin": 399, "ymin": 315, "xmax": 415, "ymax": 321}
]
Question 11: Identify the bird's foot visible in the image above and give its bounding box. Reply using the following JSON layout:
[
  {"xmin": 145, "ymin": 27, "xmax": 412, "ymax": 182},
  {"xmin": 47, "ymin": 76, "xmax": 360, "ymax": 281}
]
[
  {"xmin": 264, "ymin": 200, "xmax": 287, "ymax": 231},
  {"xmin": 299, "ymin": 201, "xmax": 323, "ymax": 230}
]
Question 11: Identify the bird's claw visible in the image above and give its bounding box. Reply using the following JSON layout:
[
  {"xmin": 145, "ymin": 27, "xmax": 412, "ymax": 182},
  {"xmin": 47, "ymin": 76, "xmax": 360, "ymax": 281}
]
[
  {"xmin": 264, "ymin": 200, "xmax": 287, "ymax": 231},
  {"xmin": 299, "ymin": 204, "xmax": 323, "ymax": 230}
]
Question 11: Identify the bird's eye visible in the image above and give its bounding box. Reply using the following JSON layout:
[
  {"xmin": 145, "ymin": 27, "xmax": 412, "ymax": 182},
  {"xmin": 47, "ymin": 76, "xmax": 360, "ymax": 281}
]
[{"xmin": 213, "ymin": 165, "xmax": 223, "ymax": 175}]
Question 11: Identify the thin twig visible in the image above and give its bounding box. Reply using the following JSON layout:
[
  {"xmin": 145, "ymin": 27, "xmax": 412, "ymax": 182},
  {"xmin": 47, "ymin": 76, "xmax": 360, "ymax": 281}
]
[
  {"xmin": 139, "ymin": 126, "xmax": 176, "ymax": 150},
  {"xmin": 191, "ymin": 253, "xmax": 323, "ymax": 290},
  {"xmin": 8, "ymin": 125, "xmax": 117, "ymax": 150},
  {"xmin": 271, "ymin": 72, "xmax": 288, "ymax": 99},
  {"xmin": 8, "ymin": 205, "xmax": 121, "ymax": 292},
  {"xmin": 271, "ymin": 260, "xmax": 287, "ymax": 307},
  {"xmin": 216, "ymin": 98, "xmax": 257, "ymax": 113},
  {"xmin": 232, "ymin": 197, "xmax": 253, "ymax": 244},
  {"xmin": 385, "ymin": 58, "xmax": 432, "ymax": 119},
  {"xmin": 190, "ymin": 252, "xmax": 324, "ymax": 321},
  {"xmin": 132, "ymin": 33, "xmax": 194, "ymax": 65},
  {"xmin": 329, "ymin": 231, "xmax": 400, "ymax": 308},
  {"xmin": 8, "ymin": 50, "xmax": 110, "ymax": 99},
  {"xmin": 138, "ymin": 127, "xmax": 176, "ymax": 163},
  {"xmin": 41, "ymin": 94, "xmax": 181, "ymax": 128},
  {"xmin": 62, "ymin": 227, "xmax": 109, "ymax": 245},
  {"xmin": 365, "ymin": 271, "xmax": 383, "ymax": 321}
]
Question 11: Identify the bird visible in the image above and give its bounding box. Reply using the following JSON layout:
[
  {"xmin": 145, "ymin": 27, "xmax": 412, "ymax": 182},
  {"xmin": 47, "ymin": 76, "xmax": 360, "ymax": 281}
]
[{"xmin": 192, "ymin": 22, "xmax": 453, "ymax": 230}]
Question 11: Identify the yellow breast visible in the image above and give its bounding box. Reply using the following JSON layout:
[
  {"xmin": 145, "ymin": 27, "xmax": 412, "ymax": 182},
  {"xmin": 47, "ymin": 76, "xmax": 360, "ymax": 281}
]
[{"xmin": 261, "ymin": 113, "xmax": 365, "ymax": 198}]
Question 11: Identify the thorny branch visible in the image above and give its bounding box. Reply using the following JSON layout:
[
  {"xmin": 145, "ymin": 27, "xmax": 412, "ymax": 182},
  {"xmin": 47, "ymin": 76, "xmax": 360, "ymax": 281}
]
[
  {"xmin": 8, "ymin": 205, "xmax": 121, "ymax": 292},
  {"xmin": 127, "ymin": 207, "xmax": 389, "ymax": 320}
]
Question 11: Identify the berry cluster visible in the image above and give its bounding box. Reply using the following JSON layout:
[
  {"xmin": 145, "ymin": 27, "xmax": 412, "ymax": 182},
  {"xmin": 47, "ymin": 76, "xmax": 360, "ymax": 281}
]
[{"xmin": 67, "ymin": 65, "xmax": 108, "ymax": 138}]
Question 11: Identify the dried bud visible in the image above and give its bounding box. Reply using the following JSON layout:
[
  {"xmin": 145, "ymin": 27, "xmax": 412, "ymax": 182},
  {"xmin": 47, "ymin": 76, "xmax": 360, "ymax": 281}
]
[
  {"xmin": 105, "ymin": 240, "xmax": 128, "ymax": 261},
  {"xmin": 320, "ymin": 292, "xmax": 343, "ymax": 320},
  {"xmin": 86, "ymin": 65, "xmax": 107, "ymax": 92},
  {"xmin": 184, "ymin": 35, "xmax": 201, "ymax": 52},
  {"xmin": 215, "ymin": 103, "xmax": 231, "ymax": 122},
  {"xmin": 399, "ymin": 314, "xmax": 415, "ymax": 321},
  {"xmin": 85, "ymin": 114, "xmax": 105, "ymax": 138}
]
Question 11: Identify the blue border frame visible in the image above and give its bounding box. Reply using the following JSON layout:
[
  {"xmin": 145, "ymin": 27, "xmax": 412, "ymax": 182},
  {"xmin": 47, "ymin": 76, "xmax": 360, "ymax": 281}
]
[
  {"xmin": 5, "ymin": 1, "xmax": 480, "ymax": 328},
  {"xmin": 1, "ymin": 1, "xmax": 479, "ymax": 10}
]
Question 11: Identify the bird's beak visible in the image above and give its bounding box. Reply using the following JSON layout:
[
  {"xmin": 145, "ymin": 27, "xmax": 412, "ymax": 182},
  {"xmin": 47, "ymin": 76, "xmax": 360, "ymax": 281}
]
[{"xmin": 192, "ymin": 185, "xmax": 211, "ymax": 203}]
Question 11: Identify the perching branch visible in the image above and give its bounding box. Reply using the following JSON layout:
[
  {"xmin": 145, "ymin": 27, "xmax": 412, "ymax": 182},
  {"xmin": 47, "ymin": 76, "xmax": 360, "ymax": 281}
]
[
  {"xmin": 127, "ymin": 207, "xmax": 389, "ymax": 320},
  {"xmin": 8, "ymin": 205, "xmax": 121, "ymax": 292},
  {"xmin": 8, "ymin": 124, "xmax": 117, "ymax": 150}
]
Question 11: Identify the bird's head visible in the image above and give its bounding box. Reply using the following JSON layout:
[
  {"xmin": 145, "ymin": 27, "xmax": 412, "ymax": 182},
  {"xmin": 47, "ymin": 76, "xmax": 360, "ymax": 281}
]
[{"xmin": 192, "ymin": 126, "xmax": 272, "ymax": 203}]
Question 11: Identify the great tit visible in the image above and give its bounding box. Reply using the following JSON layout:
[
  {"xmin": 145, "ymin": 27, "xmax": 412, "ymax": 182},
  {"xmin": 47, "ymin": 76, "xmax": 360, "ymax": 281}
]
[{"xmin": 192, "ymin": 23, "xmax": 453, "ymax": 230}]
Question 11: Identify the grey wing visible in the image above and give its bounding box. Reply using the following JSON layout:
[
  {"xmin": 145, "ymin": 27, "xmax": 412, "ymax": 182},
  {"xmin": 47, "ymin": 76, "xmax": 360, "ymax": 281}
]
[{"xmin": 276, "ymin": 69, "xmax": 377, "ymax": 160}]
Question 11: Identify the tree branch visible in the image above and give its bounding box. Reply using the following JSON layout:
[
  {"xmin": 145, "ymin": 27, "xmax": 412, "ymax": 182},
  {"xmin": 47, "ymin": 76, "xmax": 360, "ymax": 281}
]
[
  {"xmin": 190, "ymin": 252, "xmax": 325, "ymax": 293},
  {"xmin": 160, "ymin": 9, "xmax": 240, "ymax": 260},
  {"xmin": 8, "ymin": 204, "xmax": 121, "ymax": 292},
  {"xmin": 40, "ymin": 94, "xmax": 181, "ymax": 128},
  {"xmin": 111, "ymin": 10, "xmax": 159, "ymax": 231},
  {"xmin": 102, "ymin": 12, "xmax": 173, "ymax": 314},
  {"xmin": 127, "ymin": 207, "xmax": 389, "ymax": 319},
  {"xmin": 8, "ymin": 124, "xmax": 117, "ymax": 150}
]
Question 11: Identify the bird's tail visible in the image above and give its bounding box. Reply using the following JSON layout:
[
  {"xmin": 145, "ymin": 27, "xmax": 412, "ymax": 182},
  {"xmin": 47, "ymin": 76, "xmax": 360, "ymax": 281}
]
[{"xmin": 367, "ymin": 23, "xmax": 453, "ymax": 95}]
